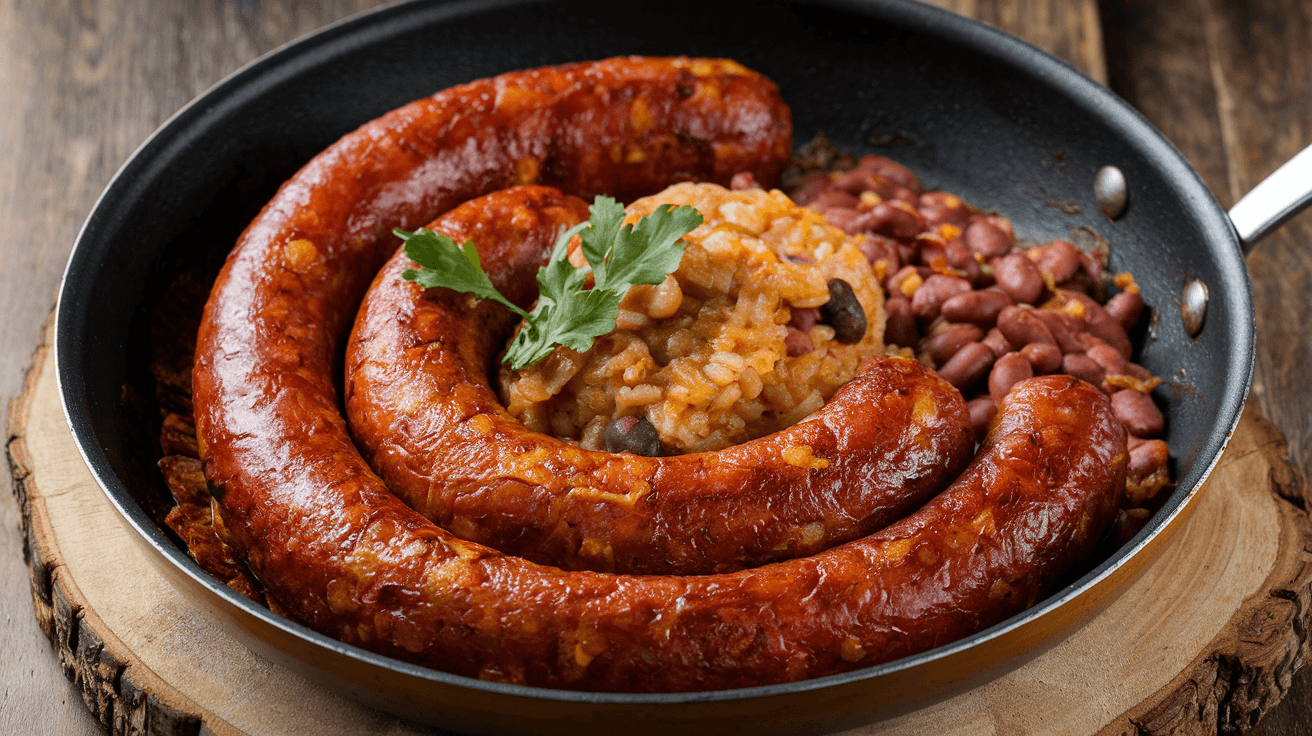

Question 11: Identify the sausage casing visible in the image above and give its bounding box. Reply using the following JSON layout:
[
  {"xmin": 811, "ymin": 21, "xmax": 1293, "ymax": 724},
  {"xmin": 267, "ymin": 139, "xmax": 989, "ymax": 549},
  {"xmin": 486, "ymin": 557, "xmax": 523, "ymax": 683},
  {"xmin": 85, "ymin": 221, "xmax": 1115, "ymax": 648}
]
[
  {"xmin": 345, "ymin": 186, "xmax": 975, "ymax": 574},
  {"xmin": 192, "ymin": 57, "xmax": 1124, "ymax": 692}
]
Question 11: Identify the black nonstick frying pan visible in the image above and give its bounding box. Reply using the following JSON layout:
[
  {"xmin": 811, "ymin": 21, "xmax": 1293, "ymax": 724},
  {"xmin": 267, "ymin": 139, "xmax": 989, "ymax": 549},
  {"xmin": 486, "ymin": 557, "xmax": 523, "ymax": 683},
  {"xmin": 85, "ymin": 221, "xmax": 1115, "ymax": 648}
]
[{"xmin": 54, "ymin": 0, "xmax": 1310, "ymax": 733}]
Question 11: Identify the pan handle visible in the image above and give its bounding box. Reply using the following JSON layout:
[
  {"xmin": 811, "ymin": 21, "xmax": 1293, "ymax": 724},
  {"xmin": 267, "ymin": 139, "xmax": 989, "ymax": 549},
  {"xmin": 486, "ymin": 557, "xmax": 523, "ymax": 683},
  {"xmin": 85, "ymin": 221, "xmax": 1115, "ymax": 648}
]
[{"xmin": 1228, "ymin": 144, "xmax": 1312, "ymax": 254}]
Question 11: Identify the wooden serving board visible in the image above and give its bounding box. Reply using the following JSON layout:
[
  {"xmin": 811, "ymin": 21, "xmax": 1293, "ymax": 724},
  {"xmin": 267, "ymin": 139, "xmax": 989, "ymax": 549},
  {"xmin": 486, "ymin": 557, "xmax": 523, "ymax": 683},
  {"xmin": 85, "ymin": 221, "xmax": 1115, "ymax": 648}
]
[{"xmin": 8, "ymin": 320, "xmax": 1312, "ymax": 736}]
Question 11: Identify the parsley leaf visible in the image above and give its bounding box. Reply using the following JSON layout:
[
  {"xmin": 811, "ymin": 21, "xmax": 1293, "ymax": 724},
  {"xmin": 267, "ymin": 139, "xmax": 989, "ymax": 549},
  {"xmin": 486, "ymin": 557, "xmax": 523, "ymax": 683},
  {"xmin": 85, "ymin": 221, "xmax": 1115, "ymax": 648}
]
[
  {"xmin": 400, "ymin": 197, "xmax": 702, "ymax": 369},
  {"xmin": 504, "ymin": 288, "xmax": 623, "ymax": 368},
  {"xmin": 397, "ymin": 229, "xmax": 529, "ymax": 319},
  {"xmin": 598, "ymin": 203, "xmax": 702, "ymax": 292}
]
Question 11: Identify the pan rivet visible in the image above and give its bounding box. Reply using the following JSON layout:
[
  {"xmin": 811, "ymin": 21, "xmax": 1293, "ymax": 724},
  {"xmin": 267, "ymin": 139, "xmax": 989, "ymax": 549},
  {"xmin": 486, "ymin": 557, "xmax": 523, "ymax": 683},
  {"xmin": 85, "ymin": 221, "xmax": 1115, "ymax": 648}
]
[
  {"xmin": 1181, "ymin": 279, "xmax": 1208, "ymax": 337},
  {"xmin": 1094, "ymin": 166, "xmax": 1127, "ymax": 219}
]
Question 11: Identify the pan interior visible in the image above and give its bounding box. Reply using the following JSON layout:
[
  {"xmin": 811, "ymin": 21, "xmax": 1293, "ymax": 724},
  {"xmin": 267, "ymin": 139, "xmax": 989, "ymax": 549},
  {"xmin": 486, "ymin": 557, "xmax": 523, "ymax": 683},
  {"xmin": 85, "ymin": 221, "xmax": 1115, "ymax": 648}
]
[{"xmin": 55, "ymin": 0, "xmax": 1252, "ymax": 715}]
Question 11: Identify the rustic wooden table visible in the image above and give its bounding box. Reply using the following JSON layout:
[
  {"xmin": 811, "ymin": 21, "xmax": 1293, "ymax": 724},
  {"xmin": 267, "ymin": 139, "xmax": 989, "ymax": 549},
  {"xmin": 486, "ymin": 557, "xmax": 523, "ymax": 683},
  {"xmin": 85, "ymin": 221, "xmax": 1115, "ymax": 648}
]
[{"xmin": 3, "ymin": 1, "xmax": 1310, "ymax": 734}]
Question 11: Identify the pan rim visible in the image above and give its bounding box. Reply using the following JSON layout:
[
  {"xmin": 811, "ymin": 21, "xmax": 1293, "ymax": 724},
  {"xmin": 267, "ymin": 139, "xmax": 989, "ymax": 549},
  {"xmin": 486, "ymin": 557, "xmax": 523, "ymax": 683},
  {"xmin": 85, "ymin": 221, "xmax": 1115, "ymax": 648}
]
[{"xmin": 53, "ymin": 0, "xmax": 1256, "ymax": 709}]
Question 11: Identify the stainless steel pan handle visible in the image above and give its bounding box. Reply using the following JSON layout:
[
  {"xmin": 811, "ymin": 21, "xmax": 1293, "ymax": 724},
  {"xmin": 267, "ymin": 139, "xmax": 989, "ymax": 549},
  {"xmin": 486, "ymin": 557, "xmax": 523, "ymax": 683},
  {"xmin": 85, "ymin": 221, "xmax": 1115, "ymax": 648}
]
[{"xmin": 1229, "ymin": 144, "xmax": 1312, "ymax": 254}]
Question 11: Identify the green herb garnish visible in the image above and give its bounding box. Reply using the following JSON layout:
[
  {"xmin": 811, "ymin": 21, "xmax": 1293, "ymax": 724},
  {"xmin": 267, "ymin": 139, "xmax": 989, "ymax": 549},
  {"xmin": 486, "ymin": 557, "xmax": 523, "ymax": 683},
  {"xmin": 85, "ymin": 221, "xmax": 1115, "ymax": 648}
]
[{"xmin": 397, "ymin": 196, "xmax": 702, "ymax": 369}]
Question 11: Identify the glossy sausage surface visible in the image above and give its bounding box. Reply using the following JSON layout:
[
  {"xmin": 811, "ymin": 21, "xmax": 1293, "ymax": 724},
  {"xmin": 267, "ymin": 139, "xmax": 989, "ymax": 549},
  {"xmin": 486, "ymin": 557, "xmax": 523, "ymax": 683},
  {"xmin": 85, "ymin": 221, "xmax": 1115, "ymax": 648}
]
[
  {"xmin": 345, "ymin": 186, "xmax": 975, "ymax": 574},
  {"xmin": 192, "ymin": 57, "xmax": 1124, "ymax": 692}
]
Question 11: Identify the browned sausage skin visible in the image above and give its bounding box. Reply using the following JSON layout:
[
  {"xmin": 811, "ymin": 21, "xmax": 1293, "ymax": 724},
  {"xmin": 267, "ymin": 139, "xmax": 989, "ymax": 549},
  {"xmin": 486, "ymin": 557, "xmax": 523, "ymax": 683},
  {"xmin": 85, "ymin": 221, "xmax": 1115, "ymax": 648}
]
[
  {"xmin": 194, "ymin": 54, "xmax": 790, "ymax": 590},
  {"xmin": 193, "ymin": 57, "xmax": 1125, "ymax": 692},
  {"xmin": 345, "ymin": 187, "xmax": 975, "ymax": 575}
]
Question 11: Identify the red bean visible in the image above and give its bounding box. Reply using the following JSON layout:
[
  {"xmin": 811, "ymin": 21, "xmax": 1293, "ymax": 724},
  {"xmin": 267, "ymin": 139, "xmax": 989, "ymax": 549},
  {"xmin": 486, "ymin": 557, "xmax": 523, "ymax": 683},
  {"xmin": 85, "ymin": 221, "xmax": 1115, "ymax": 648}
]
[
  {"xmin": 945, "ymin": 239, "xmax": 984, "ymax": 283},
  {"xmin": 1106, "ymin": 290, "xmax": 1145, "ymax": 332},
  {"xmin": 784, "ymin": 327, "xmax": 814, "ymax": 356},
  {"xmin": 967, "ymin": 395, "xmax": 998, "ymax": 443},
  {"xmin": 1128, "ymin": 438, "xmax": 1169, "ymax": 479},
  {"xmin": 982, "ymin": 328, "xmax": 1014, "ymax": 357},
  {"xmin": 1080, "ymin": 252, "xmax": 1104, "ymax": 282},
  {"xmin": 941, "ymin": 289, "xmax": 1013, "ymax": 327},
  {"xmin": 918, "ymin": 191, "xmax": 971, "ymax": 228},
  {"xmin": 1032, "ymin": 309, "xmax": 1087, "ymax": 354},
  {"xmin": 896, "ymin": 244, "xmax": 918, "ymax": 269},
  {"xmin": 789, "ymin": 306, "xmax": 820, "ymax": 332},
  {"xmin": 810, "ymin": 190, "xmax": 860, "ymax": 210},
  {"xmin": 911, "ymin": 275, "xmax": 971, "ymax": 322},
  {"xmin": 1086, "ymin": 340, "xmax": 1130, "ymax": 376},
  {"xmin": 789, "ymin": 172, "xmax": 832, "ymax": 205},
  {"xmin": 822, "ymin": 207, "xmax": 861, "ymax": 232},
  {"xmin": 1033, "ymin": 240, "xmax": 1081, "ymax": 283},
  {"xmin": 996, "ymin": 305, "xmax": 1056, "ymax": 348},
  {"xmin": 855, "ymin": 155, "xmax": 923, "ymax": 194},
  {"xmin": 1020, "ymin": 342, "xmax": 1062, "ymax": 373},
  {"xmin": 1126, "ymin": 439, "xmax": 1171, "ymax": 506},
  {"xmin": 1060, "ymin": 291, "xmax": 1133, "ymax": 359},
  {"xmin": 923, "ymin": 323, "xmax": 984, "ymax": 365},
  {"xmin": 884, "ymin": 296, "xmax": 918, "ymax": 347},
  {"xmin": 891, "ymin": 186, "xmax": 920, "ymax": 206},
  {"xmin": 1062, "ymin": 353, "xmax": 1106, "ymax": 387},
  {"xmin": 937, "ymin": 341, "xmax": 996, "ymax": 389},
  {"xmin": 943, "ymin": 237, "xmax": 972, "ymax": 267},
  {"xmin": 919, "ymin": 246, "xmax": 948, "ymax": 271},
  {"xmin": 857, "ymin": 235, "xmax": 899, "ymax": 271},
  {"xmin": 860, "ymin": 200, "xmax": 925, "ymax": 239},
  {"xmin": 1111, "ymin": 390, "xmax": 1165, "ymax": 437},
  {"xmin": 989, "ymin": 352, "xmax": 1034, "ymax": 402},
  {"xmin": 887, "ymin": 265, "xmax": 922, "ymax": 298},
  {"xmin": 993, "ymin": 253, "xmax": 1045, "ymax": 305},
  {"xmin": 964, "ymin": 220, "xmax": 1012, "ymax": 259},
  {"xmin": 832, "ymin": 169, "xmax": 884, "ymax": 196},
  {"xmin": 730, "ymin": 171, "xmax": 760, "ymax": 191}
]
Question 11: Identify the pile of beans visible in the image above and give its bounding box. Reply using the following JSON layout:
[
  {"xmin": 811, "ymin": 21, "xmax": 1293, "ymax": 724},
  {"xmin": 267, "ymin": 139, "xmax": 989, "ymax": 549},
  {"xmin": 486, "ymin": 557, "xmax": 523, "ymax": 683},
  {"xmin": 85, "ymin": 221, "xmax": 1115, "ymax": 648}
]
[{"xmin": 766, "ymin": 152, "xmax": 1173, "ymax": 519}]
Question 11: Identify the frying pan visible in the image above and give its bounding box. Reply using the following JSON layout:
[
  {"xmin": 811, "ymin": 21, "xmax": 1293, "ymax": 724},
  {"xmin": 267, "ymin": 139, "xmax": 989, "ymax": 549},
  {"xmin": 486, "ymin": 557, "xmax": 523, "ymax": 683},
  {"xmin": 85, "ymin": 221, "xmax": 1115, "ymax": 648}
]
[{"xmin": 53, "ymin": 0, "xmax": 1310, "ymax": 733}]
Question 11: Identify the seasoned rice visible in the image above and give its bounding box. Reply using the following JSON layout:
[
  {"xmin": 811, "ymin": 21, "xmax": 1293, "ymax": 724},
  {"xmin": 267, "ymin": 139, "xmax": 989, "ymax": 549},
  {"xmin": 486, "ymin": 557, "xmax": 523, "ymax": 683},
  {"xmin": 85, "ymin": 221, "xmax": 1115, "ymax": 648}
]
[{"xmin": 499, "ymin": 182, "xmax": 886, "ymax": 453}]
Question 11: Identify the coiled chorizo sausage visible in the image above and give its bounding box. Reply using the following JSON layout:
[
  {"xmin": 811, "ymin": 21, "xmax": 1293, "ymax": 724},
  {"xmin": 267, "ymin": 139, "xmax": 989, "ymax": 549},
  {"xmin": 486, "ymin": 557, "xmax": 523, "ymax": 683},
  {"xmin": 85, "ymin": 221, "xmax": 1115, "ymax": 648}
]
[
  {"xmin": 345, "ymin": 186, "xmax": 975, "ymax": 574},
  {"xmin": 193, "ymin": 57, "xmax": 1124, "ymax": 692}
]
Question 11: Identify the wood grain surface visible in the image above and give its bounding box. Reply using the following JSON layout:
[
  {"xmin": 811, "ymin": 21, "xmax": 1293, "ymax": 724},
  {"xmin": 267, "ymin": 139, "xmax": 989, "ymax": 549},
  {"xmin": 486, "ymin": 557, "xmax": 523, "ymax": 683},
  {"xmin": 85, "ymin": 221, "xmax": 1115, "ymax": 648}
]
[
  {"xmin": 1099, "ymin": 1, "xmax": 1312, "ymax": 733},
  {"xmin": 11, "ymin": 317, "xmax": 1311, "ymax": 735},
  {"xmin": 2, "ymin": 0, "xmax": 1309, "ymax": 734}
]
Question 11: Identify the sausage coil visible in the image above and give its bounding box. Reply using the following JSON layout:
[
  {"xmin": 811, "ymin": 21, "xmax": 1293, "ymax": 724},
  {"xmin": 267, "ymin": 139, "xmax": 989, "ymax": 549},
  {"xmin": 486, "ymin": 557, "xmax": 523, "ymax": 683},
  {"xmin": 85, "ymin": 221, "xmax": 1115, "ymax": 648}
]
[
  {"xmin": 345, "ymin": 186, "xmax": 975, "ymax": 575},
  {"xmin": 193, "ymin": 57, "xmax": 1126, "ymax": 692}
]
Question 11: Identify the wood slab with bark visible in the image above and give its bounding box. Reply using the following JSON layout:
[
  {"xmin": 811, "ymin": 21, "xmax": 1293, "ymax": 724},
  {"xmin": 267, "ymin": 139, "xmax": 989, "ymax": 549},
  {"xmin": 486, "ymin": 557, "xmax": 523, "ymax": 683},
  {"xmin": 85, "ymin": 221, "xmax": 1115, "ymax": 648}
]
[{"xmin": 5, "ymin": 0, "xmax": 1312, "ymax": 734}]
